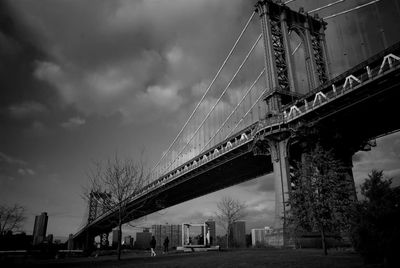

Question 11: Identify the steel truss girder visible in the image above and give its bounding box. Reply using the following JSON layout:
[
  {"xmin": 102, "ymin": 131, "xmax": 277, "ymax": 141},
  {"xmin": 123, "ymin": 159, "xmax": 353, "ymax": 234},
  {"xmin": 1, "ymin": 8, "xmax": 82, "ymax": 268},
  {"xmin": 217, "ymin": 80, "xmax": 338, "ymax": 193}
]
[
  {"xmin": 270, "ymin": 18, "xmax": 289, "ymax": 90},
  {"xmin": 310, "ymin": 33, "xmax": 328, "ymax": 84}
]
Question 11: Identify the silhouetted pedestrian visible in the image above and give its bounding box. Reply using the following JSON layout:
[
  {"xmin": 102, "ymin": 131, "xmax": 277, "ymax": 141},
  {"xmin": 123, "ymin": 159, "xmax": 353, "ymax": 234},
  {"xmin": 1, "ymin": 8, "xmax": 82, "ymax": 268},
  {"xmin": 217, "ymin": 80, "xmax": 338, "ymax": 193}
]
[
  {"xmin": 150, "ymin": 236, "xmax": 156, "ymax": 256},
  {"xmin": 163, "ymin": 236, "xmax": 169, "ymax": 253}
]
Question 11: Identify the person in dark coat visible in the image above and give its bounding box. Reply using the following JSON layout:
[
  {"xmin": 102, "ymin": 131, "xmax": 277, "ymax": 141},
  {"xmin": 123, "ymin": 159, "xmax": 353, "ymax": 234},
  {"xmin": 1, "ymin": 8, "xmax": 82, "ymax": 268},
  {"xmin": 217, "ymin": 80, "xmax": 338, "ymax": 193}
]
[
  {"xmin": 163, "ymin": 236, "xmax": 169, "ymax": 253},
  {"xmin": 150, "ymin": 236, "xmax": 156, "ymax": 256}
]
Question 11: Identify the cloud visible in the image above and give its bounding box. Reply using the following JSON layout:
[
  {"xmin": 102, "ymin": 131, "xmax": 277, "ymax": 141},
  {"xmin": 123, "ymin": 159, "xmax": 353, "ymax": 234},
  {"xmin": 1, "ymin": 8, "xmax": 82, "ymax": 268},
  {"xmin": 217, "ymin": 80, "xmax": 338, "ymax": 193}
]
[
  {"xmin": 60, "ymin": 116, "xmax": 86, "ymax": 129},
  {"xmin": 191, "ymin": 80, "xmax": 210, "ymax": 97},
  {"xmin": 0, "ymin": 152, "xmax": 27, "ymax": 166},
  {"xmin": 352, "ymin": 132, "xmax": 400, "ymax": 196},
  {"xmin": 17, "ymin": 168, "xmax": 35, "ymax": 176},
  {"xmin": 166, "ymin": 46, "xmax": 184, "ymax": 65},
  {"xmin": 8, "ymin": 101, "xmax": 47, "ymax": 119},
  {"xmin": 137, "ymin": 84, "xmax": 184, "ymax": 113},
  {"xmin": 352, "ymin": 153, "xmax": 363, "ymax": 163},
  {"xmin": 8, "ymin": 0, "xmax": 256, "ymax": 126},
  {"xmin": 34, "ymin": 61, "xmax": 77, "ymax": 104},
  {"xmin": 0, "ymin": 152, "xmax": 36, "ymax": 178},
  {"xmin": 26, "ymin": 120, "xmax": 49, "ymax": 137}
]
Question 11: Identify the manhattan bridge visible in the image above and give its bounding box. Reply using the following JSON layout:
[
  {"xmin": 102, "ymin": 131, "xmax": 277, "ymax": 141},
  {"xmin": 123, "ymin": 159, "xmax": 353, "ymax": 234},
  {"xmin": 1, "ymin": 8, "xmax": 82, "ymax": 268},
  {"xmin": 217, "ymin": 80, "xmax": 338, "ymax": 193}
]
[{"xmin": 72, "ymin": 0, "xmax": 400, "ymax": 250}]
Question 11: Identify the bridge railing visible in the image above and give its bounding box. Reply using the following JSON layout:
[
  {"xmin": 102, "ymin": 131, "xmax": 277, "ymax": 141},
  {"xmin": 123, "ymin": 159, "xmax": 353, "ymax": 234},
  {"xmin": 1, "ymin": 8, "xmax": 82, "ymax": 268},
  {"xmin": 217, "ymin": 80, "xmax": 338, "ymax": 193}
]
[{"xmin": 282, "ymin": 42, "xmax": 400, "ymax": 122}]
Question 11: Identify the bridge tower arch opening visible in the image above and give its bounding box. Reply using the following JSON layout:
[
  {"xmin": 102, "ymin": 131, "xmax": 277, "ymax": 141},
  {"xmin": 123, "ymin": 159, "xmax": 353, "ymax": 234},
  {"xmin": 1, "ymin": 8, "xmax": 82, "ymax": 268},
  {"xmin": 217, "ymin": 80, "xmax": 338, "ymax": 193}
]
[{"xmin": 288, "ymin": 28, "xmax": 310, "ymax": 95}]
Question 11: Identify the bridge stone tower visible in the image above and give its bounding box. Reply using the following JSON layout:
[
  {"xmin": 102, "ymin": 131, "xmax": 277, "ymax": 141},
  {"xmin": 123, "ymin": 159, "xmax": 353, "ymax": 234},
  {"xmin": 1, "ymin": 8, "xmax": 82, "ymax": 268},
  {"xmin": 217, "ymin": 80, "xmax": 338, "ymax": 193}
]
[
  {"xmin": 255, "ymin": 0, "xmax": 332, "ymax": 246},
  {"xmin": 256, "ymin": 0, "xmax": 330, "ymax": 115},
  {"xmin": 88, "ymin": 191, "xmax": 112, "ymax": 249}
]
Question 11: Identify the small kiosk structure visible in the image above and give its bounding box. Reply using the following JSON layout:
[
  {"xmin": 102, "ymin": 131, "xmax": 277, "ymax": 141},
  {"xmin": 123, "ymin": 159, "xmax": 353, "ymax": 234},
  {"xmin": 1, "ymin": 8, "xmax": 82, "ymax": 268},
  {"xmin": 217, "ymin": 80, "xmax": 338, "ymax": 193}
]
[{"xmin": 179, "ymin": 222, "xmax": 219, "ymax": 252}]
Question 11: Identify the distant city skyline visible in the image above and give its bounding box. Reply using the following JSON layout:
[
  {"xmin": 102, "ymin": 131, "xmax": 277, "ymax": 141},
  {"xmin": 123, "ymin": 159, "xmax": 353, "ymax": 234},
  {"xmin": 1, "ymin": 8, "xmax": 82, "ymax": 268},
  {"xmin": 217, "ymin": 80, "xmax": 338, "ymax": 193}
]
[{"xmin": 1, "ymin": 0, "xmax": 399, "ymax": 238}]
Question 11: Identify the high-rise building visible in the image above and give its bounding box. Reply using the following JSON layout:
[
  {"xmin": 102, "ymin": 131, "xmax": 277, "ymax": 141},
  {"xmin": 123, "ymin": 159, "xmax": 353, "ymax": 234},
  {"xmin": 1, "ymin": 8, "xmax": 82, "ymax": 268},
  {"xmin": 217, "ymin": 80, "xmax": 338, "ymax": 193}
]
[
  {"xmin": 112, "ymin": 229, "xmax": 121, "ymax": 248},
  {"xmin": 206, "ymin": 220, "xmax": 216, "ymax": 246},
  {"xmin": 32, "ymin": 212, "xmax": 48, "ymax": 246},
  {"xmin": 151, "ymin": 224, "xmax": 182, "ymax": 250},
  {"xmin": 230, "ymin": 221, "xmax": 246, "ymax": 248}
]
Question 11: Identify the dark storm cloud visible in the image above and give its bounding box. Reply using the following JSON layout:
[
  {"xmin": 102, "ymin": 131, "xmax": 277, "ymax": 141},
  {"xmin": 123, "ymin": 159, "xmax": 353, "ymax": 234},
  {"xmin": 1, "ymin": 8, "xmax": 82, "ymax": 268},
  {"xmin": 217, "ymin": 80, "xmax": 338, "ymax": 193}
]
[
  {"xmin": 4, "ymin": 0, "xmax": 256, "ymax": 123},
  {"xmin": 0, "ymin": 0, "xmax": 78, "ymax": 145},
  {"xmin": 0, "ymin": 1, "xmax": 49, "ymax": 108},
  {"xmin": 239, "ymin": 174, "xmax": 275, "ymax": 193}
]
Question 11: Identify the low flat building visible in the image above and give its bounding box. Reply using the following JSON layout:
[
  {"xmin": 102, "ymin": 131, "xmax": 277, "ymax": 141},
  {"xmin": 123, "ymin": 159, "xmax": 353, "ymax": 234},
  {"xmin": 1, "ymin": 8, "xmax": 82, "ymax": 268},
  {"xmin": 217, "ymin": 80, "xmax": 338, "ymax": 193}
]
[{"xmin": 230, "ymin": 221, "xmax": 246, "ymax": 248}]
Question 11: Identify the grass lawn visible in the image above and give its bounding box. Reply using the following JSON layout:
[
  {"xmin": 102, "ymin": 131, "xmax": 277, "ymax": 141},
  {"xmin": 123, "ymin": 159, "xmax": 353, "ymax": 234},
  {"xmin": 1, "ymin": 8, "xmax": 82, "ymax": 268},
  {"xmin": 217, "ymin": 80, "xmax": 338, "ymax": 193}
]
[{"xmin": 3, "ymin": 248, "xmax": 373, "ymax": 268}]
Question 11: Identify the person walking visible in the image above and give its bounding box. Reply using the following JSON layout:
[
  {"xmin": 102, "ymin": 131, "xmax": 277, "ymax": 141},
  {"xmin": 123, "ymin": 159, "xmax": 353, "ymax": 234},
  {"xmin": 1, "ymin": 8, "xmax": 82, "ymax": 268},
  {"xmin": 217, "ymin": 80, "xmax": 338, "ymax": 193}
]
[
  {"xmin": 163, "ymin": 236, "xmax": 169, "ymax": 253},
  {"xmin": 150, "ymin": 236, "xmax": 157, "ymax": 256}
]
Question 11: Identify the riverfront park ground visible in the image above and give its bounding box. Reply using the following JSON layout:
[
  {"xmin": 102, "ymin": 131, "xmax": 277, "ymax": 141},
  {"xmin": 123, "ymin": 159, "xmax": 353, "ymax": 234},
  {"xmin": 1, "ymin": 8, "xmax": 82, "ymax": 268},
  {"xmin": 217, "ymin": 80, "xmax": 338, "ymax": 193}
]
[{"xmin": 1, "ymin": 248, "xmax": 383, "ymax": 268}]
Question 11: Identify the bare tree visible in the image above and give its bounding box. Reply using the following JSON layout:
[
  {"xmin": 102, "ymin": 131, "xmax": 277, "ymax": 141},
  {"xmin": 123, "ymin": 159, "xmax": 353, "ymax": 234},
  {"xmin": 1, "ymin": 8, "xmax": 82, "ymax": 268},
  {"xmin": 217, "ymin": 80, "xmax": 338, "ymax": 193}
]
[
  {"xmin": 0, "ymin": 204, "xmax": 26, "ymax": 235},
  {"xmin": 215, "ymin": 196, "xmax": 246, "ymax": 248},
  {"xmin": 83, "ymin": 154, "xmax": 150, "ymax": 260}
]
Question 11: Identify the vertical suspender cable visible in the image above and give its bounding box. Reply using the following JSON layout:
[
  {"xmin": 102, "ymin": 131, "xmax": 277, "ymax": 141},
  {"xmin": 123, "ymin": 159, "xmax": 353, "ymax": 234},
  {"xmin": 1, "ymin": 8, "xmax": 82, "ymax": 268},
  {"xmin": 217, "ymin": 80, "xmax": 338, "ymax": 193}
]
[
  {"xmin": 200, "ymin": 68, "xmax": 265, "ymax": 153},
  {"xmin": 151, "ymin": 11, "xmax": 256, "ymax": 176},
  {"xmin": 165, "ymin": 34, "xmax": 262, "ymax": 171},
  {"xmin": 225, "ymin": 87, "xmax": 268, "ymax": 139}
]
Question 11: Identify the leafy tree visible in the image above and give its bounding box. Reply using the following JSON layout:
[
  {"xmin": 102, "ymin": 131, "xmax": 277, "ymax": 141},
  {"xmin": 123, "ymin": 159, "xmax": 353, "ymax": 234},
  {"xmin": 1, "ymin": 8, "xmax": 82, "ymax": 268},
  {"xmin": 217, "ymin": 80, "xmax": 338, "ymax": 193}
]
[
  {"xmin": 215, "ymin": 196, "xmax": 246, "ymax": 248},
  {"xmin": 351, "ymin": 170, "xmax": 400, "ymax": 266},
  {"xmin": 0, "ymin": 204, "xmax": 26, "ymax": 235},
  {"xmin": 84, "ymin": 154, "xmax": 150, "ymax": 260},
  {"xmin": 288, "ymin": 145, "xmax": 353, "ymax": 255}
]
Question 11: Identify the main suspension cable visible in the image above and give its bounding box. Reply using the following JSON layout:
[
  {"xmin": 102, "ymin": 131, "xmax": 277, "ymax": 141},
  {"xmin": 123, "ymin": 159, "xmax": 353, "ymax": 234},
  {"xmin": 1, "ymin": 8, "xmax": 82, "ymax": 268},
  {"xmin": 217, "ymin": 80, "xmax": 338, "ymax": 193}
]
[
  {"xmin": 225, "ymin": 87, "xmax": 268, "ymax": 140},
  {"xmin": 309, "ymin": 0, "xmax": 346, "ymax": 13},
  {"xmin": 165, "ymin": 34, "xmax": 262, "ymax": 172},
  {"xmin": 151, "ymin": 11, "xmax": 256, "ymax": 175},
  {"xmin": 324, "ymin": 0, "xmax": 380, "ymax": 20},
  {"xmin": 200, "ymin": 68, "xmax": 265, "ymax": 153}
]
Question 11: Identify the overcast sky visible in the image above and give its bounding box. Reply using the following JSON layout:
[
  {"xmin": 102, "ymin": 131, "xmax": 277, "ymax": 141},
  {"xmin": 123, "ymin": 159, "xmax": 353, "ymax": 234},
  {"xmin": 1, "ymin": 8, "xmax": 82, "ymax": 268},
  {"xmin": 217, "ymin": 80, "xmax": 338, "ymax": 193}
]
[{"xmin": 1, "ymin": 0, "xmax": 400, "ymax": 238}]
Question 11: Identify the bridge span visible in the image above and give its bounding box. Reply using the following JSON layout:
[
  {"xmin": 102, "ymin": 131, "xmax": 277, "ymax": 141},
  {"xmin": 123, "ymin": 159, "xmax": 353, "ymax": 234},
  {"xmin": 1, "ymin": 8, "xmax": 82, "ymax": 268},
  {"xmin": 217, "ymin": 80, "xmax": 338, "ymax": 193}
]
[
  {"xmin": 73, "ymin": 41, "xmax": 400, "ymax": 248},
  {"xmin": 73, "ymin": 1, "xmax": 400, "ymax": 249}
]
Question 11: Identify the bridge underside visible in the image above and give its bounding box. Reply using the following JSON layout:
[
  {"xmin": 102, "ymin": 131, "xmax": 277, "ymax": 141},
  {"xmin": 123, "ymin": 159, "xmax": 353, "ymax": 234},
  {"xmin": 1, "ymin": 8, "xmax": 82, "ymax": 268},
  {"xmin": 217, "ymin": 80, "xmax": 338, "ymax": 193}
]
[{"xmin": 74, "ymin": 145, "xmax": 273, "ymax": 243}]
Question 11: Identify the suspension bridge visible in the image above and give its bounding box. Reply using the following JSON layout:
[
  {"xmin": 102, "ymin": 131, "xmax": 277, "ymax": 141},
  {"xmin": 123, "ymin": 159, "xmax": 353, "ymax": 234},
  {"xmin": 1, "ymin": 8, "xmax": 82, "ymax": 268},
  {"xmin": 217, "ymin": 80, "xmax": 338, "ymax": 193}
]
[{"xmin": 72, "ymin": 0, "xmax": 400, "ymax": 250}]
